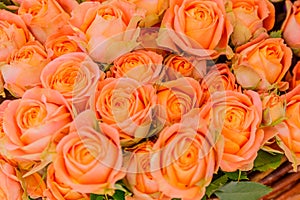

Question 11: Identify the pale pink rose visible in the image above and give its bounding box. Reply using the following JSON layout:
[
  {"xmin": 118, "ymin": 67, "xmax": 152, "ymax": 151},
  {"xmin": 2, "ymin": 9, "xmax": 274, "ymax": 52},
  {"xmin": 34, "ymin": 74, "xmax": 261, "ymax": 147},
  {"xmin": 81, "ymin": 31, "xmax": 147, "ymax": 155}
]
[
  {"xmin": 110, "ymin": 49, "xmax": 163, "ymax": 83},
  {"xmin": 18, "ymin": 0, "xmax": 70, "ymax": 44},
  {"xmin": 1, "ymin": 41, "xmax": 49, "ymax": 98},
  {"xmin": 200, "ymin": 90, "xmax": 264, "ymax": 172},
  {"xmin": 45, "ymin": 25, "xmax": 87, "ymax": 60},
  {"xmin": 40, "ymin": 52, "xmax": 102, "ymax": 113},
  {"xmin": 53, "ymin": 110, "xmax": 125, "ymax": 194},
  {"xmin": 44, "ymin": 164, "xmax": 90, "ymax": 200},
  {"xmin": 150, "ymin": 112, "xmax": 221, "ymax": 200},
  {"xmin": 281, "ymin": 0, "xmax": 300, "ymax": 56},
  {"xmin": 157, "ymin": 0, "xmax": 233, "ymax": 59},
  {"xmin": 156, "ymin": 77, "xmax": 202, "ymax": 124},
  {"xmin": 70, "ymin": 0, "xmax": 146, "ymax": 63},
  {"xmin": 90, "ymin": 77, "xmax": 158, "ymax": 146},
  {"xmin": 227, "ymin": 0, "xmax": 275, "ymax": 46},
  {"xmin": 0, "ymin": 9, "xmax": 34, "ymax": 62},
  {"xmin": 233, "ymin": 33, "xmax": 292, "ymax": 91},
  {"xmin": 2, "ymin": 87, "xmax": 73, "ymax": 169},
  {"xmin": 0, "ymin": 159, "xmax": 23, "ymax": 200},
  {"xmin": 275, "ymin": 86, "xmax": 300, "ymax": 170}
]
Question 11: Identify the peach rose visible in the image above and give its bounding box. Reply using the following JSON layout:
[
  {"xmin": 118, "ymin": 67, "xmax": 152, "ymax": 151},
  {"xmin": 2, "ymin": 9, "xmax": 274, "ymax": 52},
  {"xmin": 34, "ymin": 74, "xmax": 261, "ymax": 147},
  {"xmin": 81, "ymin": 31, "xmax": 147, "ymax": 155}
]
[
  {"xmin": 275, "ymin": 86, "xmax": 300, "ymax": 170},
  {"xmin": 1, "ymin": 41, "xmax": 49, "ymax": 98},
  {"xmin": 150, "ymin": 113, "xmax": 221, "ymax": 199},
  {"xmin": 22, "ymin": 171, "xmax": 46, "ymax": 199},
  {"xmin": 233, "ymin": 34, "xmax": 292, "ymax": 91},
  {"xmin": 0, "ymin": 159, "xmax": 23, "ymax": 200},
  {"xmin": 0, "ymin": 9, "xmax": 34, "ymax": 62},
  {"xmin": 109, "ymin": 50, "xmax": 163, "ymax": 83},
  {"xmin": 45, "ymin": 25, "xmax": 87, "ymax": 60},
  {"xmin": 200, "ymin": 90, "xmax": 264, "ymax": 171},
  {"xmin": 40, "ymin": 52, "xmax": 102, "ymax": 113},
  {"xmin": 126, "ymin": 0, "xmax": 168, "ymax": 27},
  {"xmin": 2, "ymin": 87, "xmax": 73, "ymax": 168},
  {"xmin": 226, "ymin": 0, "xmax": 275, "ymax": 46},
  {"xmin": 44, "ymin": 164, "xmax": 90, "ymax": 200},
  {"xmin": 200, "ymin": 63, "xmax": 239, "ymax": 104},
  {"xmin": 91, "ymin": 77, "xmax": 157, "ymax": 146},
  {"xmin": 18, "ymin": 0, "xmax": 70, "ymax": 44},
  {"xmin": 290, "ymin": 60, "xmax": 300, "ymax": 89},
  {"xmin": 156, "ymin": 77, "xmax": 202, "ymax": 124},
  {"xmin": 163, "ymin": 54, "xmax": 205, "ymax": 81},
  {"xmin": 70, "ymin": 0, "xmax": 146, "ymax": 63},
  {"xmin": 281, "ymin": 0, "xmax": 300, "ymax": 57},
  {"xmin": 53, "ymin": 110, "xmax": 125, "ymax": 194},
  {"xmin": 157, "ymin": 0, "xmax": 233, "ymax": 59}
]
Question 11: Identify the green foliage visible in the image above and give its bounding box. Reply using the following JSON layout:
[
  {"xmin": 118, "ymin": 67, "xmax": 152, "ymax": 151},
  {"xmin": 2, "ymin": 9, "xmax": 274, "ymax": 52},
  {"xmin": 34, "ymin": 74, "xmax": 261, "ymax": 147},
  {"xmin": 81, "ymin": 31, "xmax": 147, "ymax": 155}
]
[
  {"xmin": 224, "ymin": 171, "xmax": 248, "ymax": 181},
  {"xmin": 254, "ymin": 150, "xmax": 283, "ymax": 172},
  {"xmin": 0, "ymin": 2, "xmax": 18, "ymax": 13},
  {"xmin": 206, "ymin": 175, "xmax": 229, "ymax": 198},
  {"xmin": 215, "ymin": 182, "xmax": 272, "ymax": 200},
  {"xmin": 269, "ymin": 30, "xmax": 282, "ymax": 38}
]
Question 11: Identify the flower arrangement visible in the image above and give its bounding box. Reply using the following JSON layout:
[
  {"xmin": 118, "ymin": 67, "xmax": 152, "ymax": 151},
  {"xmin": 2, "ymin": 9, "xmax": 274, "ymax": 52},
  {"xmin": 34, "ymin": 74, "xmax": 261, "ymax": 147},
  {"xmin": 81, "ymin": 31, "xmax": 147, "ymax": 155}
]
[{"xmin": 0, "ymin": 0, "xmax": 300, "ymax": 200}]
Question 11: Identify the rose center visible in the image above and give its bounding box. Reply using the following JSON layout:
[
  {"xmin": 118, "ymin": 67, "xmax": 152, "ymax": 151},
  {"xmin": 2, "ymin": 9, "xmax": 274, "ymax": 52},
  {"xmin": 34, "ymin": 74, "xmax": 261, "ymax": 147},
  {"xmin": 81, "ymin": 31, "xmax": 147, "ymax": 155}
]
[
  {"xmin": 98, "ymin": 7, "xmax": 118, "ymax": 20},
  {"xmin": 53, "ymin": 39, "xmax": 78, "ymax": 57},
  {"xmin": 225, "ymin": 107, "xmax": 245, "ymax": 129},
  {"xmin": 14, "ymin": 48, "xmax": 34, "ymax": 62},
  {"xmin": 18, "ymin": 105, "xmax": 47, "ymax": 129},
  {"xmin": 186, "ymin": 4, "xmax": 214, "ymax": 27}
]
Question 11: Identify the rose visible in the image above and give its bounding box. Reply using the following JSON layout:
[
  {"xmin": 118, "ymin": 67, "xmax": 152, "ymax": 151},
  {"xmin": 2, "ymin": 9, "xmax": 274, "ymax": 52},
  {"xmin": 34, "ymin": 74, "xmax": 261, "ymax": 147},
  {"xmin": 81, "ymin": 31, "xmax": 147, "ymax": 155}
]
[
  {"xmin": 150, "ymin": 112, "xmax": 221, "ymax": 199},
  {"xmin": 1, "ymin": 41, "xmax": 49, "ymax": 98},
  {"xmin": 163, "ymin": 54, "xmax": 205, "ymax": 81},
  {"xmin": 156, "ymin": 77, "xmax": 202, "ymax": 124},
  {"xmin": 53, "ymin": 110, "xmax": 125, "ymax": 194},
  {"xmin": 286, "ymin": 60, "xmax": 300, "ymax": 90},
  {"xmin": 109, "ymin": 49, "xmax": 163, "ymax": 83},
  {"xmin": 18, "ymin": 0, "xmax": 70, "ymax": 44},
  {"xmin": 200, "ymin": 90, "xmax": 264, "ymax": 171},
  {"xmin": 275, "ymin": 86, "xmax": 300, "ymax": 170},
  {"xmin": 200, "ymin": 63, "xmax": 239, "ymax": 104},
  {"xmin": 125, "ymin": 141, "xmax": 162, "ymax": 200},
  {"xmin": 0, "ymin": 159, "xmax": 23, "ymax": 200},
  {"xmin": 233, "ymin": 34, "xmax": 293, "ymax": 91},
  {"xmin": 226, "ymin": 0, "xmax": 275, "ymax": 46},
  {"xmin": 44, "ymin": 164, "xmax": 89, "ymax": 200},
  {"xmin": 0, "ymin": 9, "xmax": 34, "ymax": 62},
  {"xmin": 2, "ymin": 87, "xmax": 73, "ymax": 169},
  {"xmin": 40, "ymin": 52, "xmax": 101, "ymax": 113},
  {"xmin": 126, "ymin": 0, "xmax": 168, "ymax": 27},
  {"xmin": 22, "ymin": 172, "xmax": 46, "ymax": 199},
  {"xmin": 70, "ymin": 0, "xmax": 146, "ymax": 63},
  {"xmin": 157, "ymin": 0, "xmax": 233, "ymax": 59},
  {"xmin": 45, "ymin": 25, "xmax": 87, "ymax": 59},
  {"xmin": 281, "ymin": 0, "xmax": 300, "ymax": 57},
  {"xmin": 90, "ymin": 77, "xmax": 157, "ymax": 146}
]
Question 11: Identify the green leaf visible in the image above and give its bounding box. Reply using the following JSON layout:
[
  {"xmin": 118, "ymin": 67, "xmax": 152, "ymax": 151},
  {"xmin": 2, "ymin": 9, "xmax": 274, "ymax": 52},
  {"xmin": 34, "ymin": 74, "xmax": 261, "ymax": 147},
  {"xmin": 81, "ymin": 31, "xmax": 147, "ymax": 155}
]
[
  {"xmin": 90, "ymin": 194, "xmax": 105, "ymax": 200},
  {"xmin": 215, "ymin": 182, "xmax": 272, "ymax": 200},
  {"xmin": 205, "ymin": 175, "xmax": 228, "ymax": 197},
  {"xmin": 112, "ymin": 190, "xmax": 125, "ymax": 200},
  {"xmin": 269, "ymin": 30, "xmax": 282, "ymax": 38},
  {"xmin": 0, "ymin": 2, "xmax": 18, "ymax": 13},
  {"xmin": 253, "ymin": 150, "xmax": 283, "ymax": 172},
  {"xmin": 224, "ymin": 171, "xmax": 248, "ymax": 181}
]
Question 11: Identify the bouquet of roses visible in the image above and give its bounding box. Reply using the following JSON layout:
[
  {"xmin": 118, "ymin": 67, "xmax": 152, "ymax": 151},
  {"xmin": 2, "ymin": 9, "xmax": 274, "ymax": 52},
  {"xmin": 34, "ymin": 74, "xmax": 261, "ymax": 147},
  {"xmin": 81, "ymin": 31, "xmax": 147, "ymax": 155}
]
[{"xmin": 0, "ymin": 0, "xmax": 300, "ymax": 199}]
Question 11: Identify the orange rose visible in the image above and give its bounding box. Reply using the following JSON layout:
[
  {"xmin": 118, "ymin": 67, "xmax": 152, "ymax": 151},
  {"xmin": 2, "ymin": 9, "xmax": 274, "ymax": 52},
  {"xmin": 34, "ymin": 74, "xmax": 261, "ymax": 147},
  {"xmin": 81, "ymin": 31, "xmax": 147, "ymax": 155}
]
[
  {"xmin": 150, "ymin": 113, "xmax": 221, "ymax": 199},
  {"xmin": 110, "ymin": 50, "xmax": 163, "ymax": 83},
  {"xmin": 70, "ymin": 0, "xmax": 146, "ymax": 63},
  {"xmin": 275, "ymin": 86, "xmax": 300, "ymax": 170},
  {"xmin": 22, "ymin": 171, "xmax": 46, "ymax": 199},
  {"xmin": 200, "ymin": 63, "xmax": 239, "ymax": 104},
  {"xmin": 0, "ymin": 9, "xmax": 34, "ymax": 62},
  {"xmin": 290, "ymin": 60, "xmax": 300, "ymax": 89},
  {"xmin": 0, "ymin": 159, "xmax": 23, "ymax": 200},
  {"xmin": 40, "ymin": 52, "xmax": 102, "ymax": 113},
  {"xmin": 44, "ymin": 164, "xmax": 90, "ymax": 200},
  {"xmin": 53, "ymin": 110, "xmax": 125, "ymax": 194},
  {"xmin": 163, "ymin": 54, "xmax": 205, "ymax": 81},
  {"xmin": 1, "ymin": 41, "xmax": 49, "ymax": 98},
  {"xmin": 227, "ymin": 0, "xmax": 275, "ymax": 46},
  {"xmin": 45, "ymin": 25, "xmax": 87, "ymax": 60},
  {"xmin": 157, "ymin": 0, "xmax": 233, "ymax": 59},
  {"xmin": 157, "ymin": 77, "xmax": 202, "ymax": 124},
  {"xmin": 2, "ymin": 88, "xmax": 73, "ymax": 168},
  {"xmin": 200, "ymin": 90, "xmax": 264, "ymax": 171},
  {"xmin": 91, "ymin": 77, "xmax": 157, "ymax": 146},
  {"xmin": 18, "ymin": 0, "xmax": 70, "ymax": 44},
  {"xmin": 233, "ymin": 34, "xmax": 292, "ymax": 91},
  {"xmin": 281, "ymin": 0, "xmax": 300, "ymax": 57}
]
